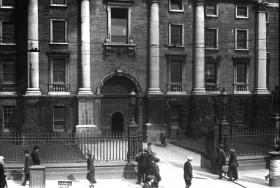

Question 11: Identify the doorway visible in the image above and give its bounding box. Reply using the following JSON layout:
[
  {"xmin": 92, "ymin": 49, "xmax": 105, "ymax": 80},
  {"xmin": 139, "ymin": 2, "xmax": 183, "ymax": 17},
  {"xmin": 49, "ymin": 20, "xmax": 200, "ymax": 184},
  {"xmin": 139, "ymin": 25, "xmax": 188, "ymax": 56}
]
[{"xmin": 111, "ymin": 112, "xmax": 124, "ymax": 134}]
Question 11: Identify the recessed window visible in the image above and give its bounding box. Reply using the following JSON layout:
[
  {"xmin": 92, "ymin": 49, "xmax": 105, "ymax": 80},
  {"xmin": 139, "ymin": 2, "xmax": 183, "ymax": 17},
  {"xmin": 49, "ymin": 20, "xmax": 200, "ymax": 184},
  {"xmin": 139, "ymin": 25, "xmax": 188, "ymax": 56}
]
[
  {"xmin": 205, "ymin": 28, "xmax": 218, "ymax": 49},
  {"xmin": 168, "ymin": 57, "xmax": 185, "ymax": 93},
  {"xmin": 169, "ymin": 0, "xmax": 183, "ymax": 12},
  {"xmin": 205, "ymin": 4, "xmax": 218, "ymax": 17},
  {"xmin": 0, "ymin": 0, "xmax": 14, "ymax": 8},
  {"xmin": 50, "ymin": 0, "xmax": 67, "ymax": 6},
  {"xmin": 50, "ymin": 19, "xmax": 67, "ymax": 44},
  {"xmin": 2, "ymin": 106, "xmax": 16, "ymax": 130},
  {"xmin": 53, "ymin": 106, "xmax": 66, "ymax": 131},
  {"xmin": 49, "ymin": 56, "xmax": 69, "ymax": 93},
  {"xmin": 0, "ymin": 59, "xmax": 16, "ymax": 92},
  {"xmin": 0, "ymin": 21, "xmax": 15, "ymax": 44},
  {"xmin": 235, "ymin": 29, "xmax": 248, "ymax": 50},
  {"xmin": 236, "ymin": 5, "xmax": 248, "ymax": 18},
  {"xmin": 169, "ymin": 24, "xmax": 184, "ymax": 46},
  {"xmin": 234, "ymin": 61, "xmax": 249, "ymax": 93},
  {"xmin": 205, "ymin": 63, "xmax": 217, "ymax": 84},
  {"xmin": 111, "ymin": 8, "xmax": 128, "ymax": 44}
]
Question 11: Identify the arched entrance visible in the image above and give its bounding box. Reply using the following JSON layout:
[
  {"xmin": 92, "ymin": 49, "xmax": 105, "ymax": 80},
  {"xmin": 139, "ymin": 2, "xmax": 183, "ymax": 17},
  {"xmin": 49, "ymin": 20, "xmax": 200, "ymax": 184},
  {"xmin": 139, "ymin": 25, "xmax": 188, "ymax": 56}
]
[
  {"xmin": 111, "ymin": 112, "xmax": 124, "ymax": 134},
  {"xmin": 98, "ymin": 73, "xmax": 141, "ymax": 133}
]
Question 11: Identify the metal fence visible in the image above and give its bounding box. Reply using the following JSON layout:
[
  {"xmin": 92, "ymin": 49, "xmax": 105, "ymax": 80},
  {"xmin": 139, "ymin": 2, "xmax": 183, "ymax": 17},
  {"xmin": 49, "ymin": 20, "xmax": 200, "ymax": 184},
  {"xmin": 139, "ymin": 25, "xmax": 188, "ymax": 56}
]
[
  {"xmin": 0, "ymin": 131, "xmax": 143, "ymax": 162},
  {"xmin": 219, "ymin": 127, "xmax": 276, "ymax": 156}
]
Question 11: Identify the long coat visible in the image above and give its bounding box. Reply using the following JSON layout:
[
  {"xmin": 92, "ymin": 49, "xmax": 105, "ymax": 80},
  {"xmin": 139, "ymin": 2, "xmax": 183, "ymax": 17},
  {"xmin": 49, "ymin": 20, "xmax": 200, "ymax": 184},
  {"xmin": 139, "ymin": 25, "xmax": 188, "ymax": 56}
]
[
  {"xmin": 31, "ymin": 150, "xmax": 40, "ymax": 165},
  {"xmin": 184, "ymin": 161, "xmax": 193, "ymax": 185},
  {"xmin": 228, "ymin": 153, "xmax": 238, "ymax": 180},
  {"xmin": 217, "ymin": 149, "xmax": 226, "ymax": 166},
  {"xmin": 0, "ymin": 164, "xmax": 7, "ymax": 188},
  {"xmin": 24, "ymin": 155, "xmax": 33, "ymax": 174}
]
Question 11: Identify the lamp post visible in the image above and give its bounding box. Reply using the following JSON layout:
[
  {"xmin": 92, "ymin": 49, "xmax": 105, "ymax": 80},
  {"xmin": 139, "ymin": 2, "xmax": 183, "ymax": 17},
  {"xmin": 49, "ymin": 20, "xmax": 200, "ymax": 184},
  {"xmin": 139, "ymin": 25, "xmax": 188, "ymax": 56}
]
[
  {"xmin": 218, "ymin": 88, "xmax": 229, "ymax": 144},
  {"xmin": 124, "ymin": 91, "xmax": 138, "ymax": 179}
]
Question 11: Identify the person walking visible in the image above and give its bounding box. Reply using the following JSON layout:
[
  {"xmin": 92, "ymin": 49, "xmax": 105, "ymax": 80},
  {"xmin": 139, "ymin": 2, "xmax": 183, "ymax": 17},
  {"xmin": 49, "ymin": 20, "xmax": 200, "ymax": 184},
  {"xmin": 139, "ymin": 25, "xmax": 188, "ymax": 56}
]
[
  {"xmin": 151, "ymin": 157, "xmax": 161, "ymax": 188},
  {"xmin": 22, "ymin": 150, "xmax": 33, "ymax": 186},
  {"xmin": 146, "ymin": 143, "xmax": 155, "ymax": 156},
  {"xmin": 228, "ymin": 149, "xmax": 238, "ymax": 181},
  {"xmin": 217, "ymin": 144, "xmax": 226, "ymax": 179},
  {"xmin": 0, "ymin": 156, "xmax": 7, "ymax": 188},
  {"xmin": 184, "ymin": 156, "xmax": 193, "ymax": 188},
  {"xmin": 86, "ymin": 152, "xmax": 96, "ymax": 187},
  {"xmin": 265, "ymin": 141, "xmax": 280, "ymax": 181},
  {"xmin": 31, "ymin": 146, "xmax": 40, "ymax": 165}
]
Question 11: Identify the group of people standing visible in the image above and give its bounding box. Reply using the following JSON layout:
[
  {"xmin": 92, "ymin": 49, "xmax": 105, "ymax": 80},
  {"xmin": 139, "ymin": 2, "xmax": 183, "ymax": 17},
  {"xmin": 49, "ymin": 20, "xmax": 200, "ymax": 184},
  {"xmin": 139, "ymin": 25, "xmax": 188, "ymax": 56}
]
[
  {"xmin": 0, "ymin": 145, "xmax": 40, "ymax": 188},
  {"xmin": 135, "ymin": 143, "xmax": 161, "ymax": 188},
  {"xmin": 216, "ymin": 144, "xmax": 239, "ymax": 181}
]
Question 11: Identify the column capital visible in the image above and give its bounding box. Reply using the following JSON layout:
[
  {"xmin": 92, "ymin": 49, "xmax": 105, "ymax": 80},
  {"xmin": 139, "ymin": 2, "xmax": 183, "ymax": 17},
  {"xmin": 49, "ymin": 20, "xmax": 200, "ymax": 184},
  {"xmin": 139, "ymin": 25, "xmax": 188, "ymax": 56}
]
[
  {"xmin": 194, "ymin": 0, "xmax": 205, "ymax": 6},
  {"xmin": 257, "ymin": 1, "xmax": 267, "ymax": 11},
  {"xmin": 149, "ymin": 0, "xmax": 159, "ymax": 4}
]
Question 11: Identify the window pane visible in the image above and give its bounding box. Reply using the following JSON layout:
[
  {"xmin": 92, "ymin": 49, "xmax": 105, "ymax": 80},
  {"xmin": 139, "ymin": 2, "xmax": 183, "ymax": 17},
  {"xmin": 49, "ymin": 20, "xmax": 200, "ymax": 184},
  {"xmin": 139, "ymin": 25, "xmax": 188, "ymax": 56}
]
[
  {"xmin": 205, "ymin": 63, "xmax": 216, "ymax": 83},
  {"xmin": 111, "ymin": 8, "xmax": 128, "ymax": 43},
  {"xmin": 52, "ymin": 0, "xmax": 66, "ymax": 4},
  {"xmin": 170, "ymin": 0, "xmax": 182, "ymax": 10},
  {"xmin": 236, "ymin": 63, "xmax": 247, "ymax": 83},
  {"xmin": 3, "ymin": 106, "xmax": 16, "ymax": 129},
  {"xmin": 53, "ymin": 107, "xmax": 65, "ymax": 130},
  {"xmin": 53, "ymin": 59, "xmax": 65, "ymax": 82},
  {"xmin": 205, "ymin": 29, "xmax": 217, "ymax": 48},
  {"xmin": 170, "ymin": 60, "xmax": 182, "ymax": 83},
  {"xmin": 2, "ymin": 23, "xmax": 15, "ymax": 43},
  {"xmin": 237, "ymin": 30, "xmax": 247, "ymax": 49},
  {"xmin": 2, "ymin": 0, "xmax": 14, "ymax": 6},
  {"xmin": 52, "ymin": 21, "xmax": 65, "ymax": 42},
  {"xmin": 206, "ymin": 5, "xmax": 217, "ymax": 15},
  {"xmin": 171, "ymin": 25, "xmax": 182, "ymax": 46},
  {"xmin": 237, "ymin": 6, "xmax": 247, "ymax": 17},
  {"xmin": 3, "ymin": 62, "xmax": 15, "ymax": 83}
]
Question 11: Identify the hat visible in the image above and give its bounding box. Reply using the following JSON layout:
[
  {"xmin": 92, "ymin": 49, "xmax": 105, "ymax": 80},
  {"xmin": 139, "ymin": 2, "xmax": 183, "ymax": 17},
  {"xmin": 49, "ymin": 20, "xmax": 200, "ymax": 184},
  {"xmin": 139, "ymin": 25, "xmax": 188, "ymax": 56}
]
[
  {"xmin": 230, "ymin": 148, "xmax": 236, "ymax": 153},
  {"xmin": 153, "ymin": 157, "xmax": 160, "ymax": 162},
  {"xmin": 24, "ymin": 150, "xmax": 29, "ymax": 154},
  {"xmin": 146, "ymin": 175, "xmax": 155, "ymax": 181},
  {"xmin": 187, "ymin": 156, "xmax": 193, "ymax": 161},
  {"xmin": 33, "ymin": 146, "xmax": 39, "ymax": 150}
]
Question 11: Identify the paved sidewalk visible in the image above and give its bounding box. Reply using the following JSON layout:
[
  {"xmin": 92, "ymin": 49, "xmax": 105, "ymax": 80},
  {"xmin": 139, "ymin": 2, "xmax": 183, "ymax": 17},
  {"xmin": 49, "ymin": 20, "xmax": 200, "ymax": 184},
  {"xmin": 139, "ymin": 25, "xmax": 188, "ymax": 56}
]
[{"xmin": 6, "ymin": 144, "xmax": 270, "ymax": 188}]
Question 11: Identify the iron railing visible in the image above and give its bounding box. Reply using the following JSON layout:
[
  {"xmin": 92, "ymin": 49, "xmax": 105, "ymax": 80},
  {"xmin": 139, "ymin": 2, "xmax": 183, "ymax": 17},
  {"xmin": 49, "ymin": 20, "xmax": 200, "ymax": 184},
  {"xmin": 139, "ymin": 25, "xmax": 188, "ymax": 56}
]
[
  {"xmin": 0, "ymin": 83, "xmax": 16, "ymax": 92},
  {"xmin": 167, "ymin": 83, "xmax": 186, "ymax": 92},
  {"xmin": 205, "ymin": 84, "xmax": 220, "ymax": 93},
  {"xmin": 0, "ymin": 131, "xmax": 143, "ymax": 162},
  {"xmin": 233, "ymin": 83, "xmax": 249, "ymax": 92},
  {"xmin": 48, "ymin": 83, "xmax": 70, "ymax": 92}
]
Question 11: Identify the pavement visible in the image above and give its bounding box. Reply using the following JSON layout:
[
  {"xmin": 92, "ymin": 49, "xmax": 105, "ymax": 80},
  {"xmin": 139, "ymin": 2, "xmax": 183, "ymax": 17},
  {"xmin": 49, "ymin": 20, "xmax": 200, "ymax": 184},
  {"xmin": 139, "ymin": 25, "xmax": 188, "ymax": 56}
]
[{"xmin": 6, "ymin": 143, "xmax": 271, "ymax": 188}]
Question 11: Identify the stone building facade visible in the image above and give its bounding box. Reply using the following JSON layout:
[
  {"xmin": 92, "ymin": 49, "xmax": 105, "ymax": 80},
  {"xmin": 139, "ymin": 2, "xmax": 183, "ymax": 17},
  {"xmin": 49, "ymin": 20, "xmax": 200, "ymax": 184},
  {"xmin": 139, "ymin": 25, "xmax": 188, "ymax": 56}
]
[{"xmin": 0, "ymin": 0, "xmax": 279, "ymax": 139}]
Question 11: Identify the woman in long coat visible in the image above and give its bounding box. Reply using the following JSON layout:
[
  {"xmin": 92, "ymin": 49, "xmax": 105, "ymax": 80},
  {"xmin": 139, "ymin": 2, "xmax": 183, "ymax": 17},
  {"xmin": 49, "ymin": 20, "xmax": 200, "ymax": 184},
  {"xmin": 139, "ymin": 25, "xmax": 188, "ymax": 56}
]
[
  {"xmin": 0, "ymin": 156, "xmax": 7, "ymax": 188},
  {"xmin": 228, "ymin": 149, "xmax": 238, "ymax": 181},
  {"xmin": 184, "ymin": 156, "xmax": 193, "ymax": 188},
  {"xmin": 86, "ymin": 152, "xmax": 96, "ymax": 187}
]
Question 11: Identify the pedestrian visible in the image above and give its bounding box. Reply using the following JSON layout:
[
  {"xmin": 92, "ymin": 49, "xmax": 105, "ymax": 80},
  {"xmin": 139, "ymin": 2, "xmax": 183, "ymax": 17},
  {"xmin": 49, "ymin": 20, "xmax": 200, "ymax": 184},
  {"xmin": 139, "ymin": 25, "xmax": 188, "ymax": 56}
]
[
  {"xmin": 146, "ymin": 142, "xmax": 155, "ymax": 156},
  {"xmin": 216, "ymin": 144, "xmax": 226, "ymax": 179},
  {"xmin": 160, "ymin": 133, "xmax": 167, "ymax": 146},
  {"xmin": 142, "ymin": 175, "xmax": 155, "ymax": 188},
  {"xmin": 184, "ymin": 156, "xmax": 193, "ymax": 188},
  {"xmin": 151, "ymin": 157, "xmax": 161, "ymax": 188},
  {"xmin": 86, "ymin": 152, "xmax": 96, "ymax": 187},
  {"xmin": 31, "ymin": 145, "xmax": 40, "ymax": 165},
  {"xmin": 0, "ymin": 156, "xmax": 7, "ymax": 188},
  {"xmin": 135, "ymin": 149, "xmax": 145, "ymax": 184},
  {"xmin": 22, "ymin": 150, "xmax": 33, "ymax": 186},
  {"xmin": 142, "ymin": 148, "xmax": 150, "ymax": 183},
  {"xmin": 228, "ymin": 149, "xmax": 238, "ymax": 181}
]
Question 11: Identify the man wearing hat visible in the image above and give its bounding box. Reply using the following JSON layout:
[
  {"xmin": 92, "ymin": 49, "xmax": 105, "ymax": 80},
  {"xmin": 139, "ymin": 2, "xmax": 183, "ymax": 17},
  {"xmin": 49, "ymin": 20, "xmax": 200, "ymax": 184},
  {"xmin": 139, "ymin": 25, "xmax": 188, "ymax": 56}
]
[
  {"xmin": 22, "ymin": 150, "xmax": 33, "ymax": 186},
  {"xmin": 31, "ymin": 145, "xmax": 40, "ymax": 165},
  {"xmin": 184, "ymin": 156, "xmax": 193, "ymax": 188},
  {"xmin": 217, "ymin": 144, "xmax": 226, "ymax": 179}
]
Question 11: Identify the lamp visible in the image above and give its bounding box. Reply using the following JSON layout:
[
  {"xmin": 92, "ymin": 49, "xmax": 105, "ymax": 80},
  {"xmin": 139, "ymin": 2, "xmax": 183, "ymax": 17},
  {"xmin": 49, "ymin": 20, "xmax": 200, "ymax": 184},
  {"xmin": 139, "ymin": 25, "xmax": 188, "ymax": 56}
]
[{"xmin": 220, "ymin": 88, "xmax": 228, "ymax": 125}]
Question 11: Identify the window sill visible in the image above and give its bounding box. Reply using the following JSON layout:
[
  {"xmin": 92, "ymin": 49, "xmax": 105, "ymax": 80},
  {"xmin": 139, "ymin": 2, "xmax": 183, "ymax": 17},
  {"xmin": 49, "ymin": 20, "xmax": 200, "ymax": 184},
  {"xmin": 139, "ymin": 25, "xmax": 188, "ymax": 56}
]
[
  {"xmin": 167, "ymin": 45, "xmax": 185, "ymax": 48},
  {"xmin": 167, "ymin": 91, "xmax": 187, "ymax": 95},
  {"xmin": 205, "ymin": 48, "xmax": 219, "ymax": 51},
  {"xmin": 50, "ymin": 4, "xmax": 67, "ymax": 8},
  {"xmin": 50, "ymin": 42, "xmax": 69, "ymax": 45},
  {"xmin": 169, "ymin": 10, "xmax": 184, "ymax": 13},
  {"xmin": 233, "ymin": 90, "xmax": 251, "ymax": 94},
  {"xmin": 206, "ymin": 15, "xmax": 218, "ymax": 18},
  {"xmin": 48, "ymin": 92, "xmax": 71, "ymax": 96},
  {"xmin": 234, "ymin": 49, "xmax": 249, "ymax": 52},
  {"xmin": 235, "ymin": 16, "xmax": 249, "ymax": 19},
  {"xmin": 0, "ymin": 43, "xmax": 16, "ymax": 46},
  {"xmin": 0, "ymin": 92, "xmax": 18, "ymax": 96},
  {"xmin": 0, "ymin": 6, "xmax": 14, "ymax": 9},
  {"xmin": 104, "ymin": 43, "xmax": 136, "ymax": 56}
]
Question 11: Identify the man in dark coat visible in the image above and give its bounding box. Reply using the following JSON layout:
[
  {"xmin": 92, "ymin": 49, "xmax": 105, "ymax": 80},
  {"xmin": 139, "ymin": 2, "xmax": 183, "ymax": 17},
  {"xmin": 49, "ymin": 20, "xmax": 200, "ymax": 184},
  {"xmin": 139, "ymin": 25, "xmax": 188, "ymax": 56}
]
[
  {"xmin": 22, "ymin": 150, "xmax": 33, "ymax": 186},
  {"xmin": 228, "ymin": 149, "xmax": 238, "ymax": 181},
  {"xmin": 217, "ymin": 144, "xmax": 226, "ymax": 179},
  {"xmin": 31, "ymin": 145, "xmax": 40, "ymax": 165},
  {"xmin": 86, "ymin": 152, "xmax": 96, "ymax": 187},
  {"xmin": 184, "ymin": 156, "xmax": 193, "ymax": 188},
  {"xmin": 135, "ymin": 149, "xmax": 145, "ymax": 184},
  {"xmin": 151, "ymin": 157, "xmax": 161, "ymax": 188},
  {"xmin": 0, "ymin": 156, "xmax": 7, "ymax": 188}
]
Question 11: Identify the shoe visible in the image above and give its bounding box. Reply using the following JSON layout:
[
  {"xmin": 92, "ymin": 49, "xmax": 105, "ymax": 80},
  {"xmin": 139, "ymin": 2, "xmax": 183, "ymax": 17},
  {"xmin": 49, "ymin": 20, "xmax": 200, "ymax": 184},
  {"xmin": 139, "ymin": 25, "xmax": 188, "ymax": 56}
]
[
  {"xmin": 265, "ymin": 176, "xmax": 268, "ymax": 181},
  {"xmin": 228, "ymin": 178, "xmax": 233, "ymax": 181}
]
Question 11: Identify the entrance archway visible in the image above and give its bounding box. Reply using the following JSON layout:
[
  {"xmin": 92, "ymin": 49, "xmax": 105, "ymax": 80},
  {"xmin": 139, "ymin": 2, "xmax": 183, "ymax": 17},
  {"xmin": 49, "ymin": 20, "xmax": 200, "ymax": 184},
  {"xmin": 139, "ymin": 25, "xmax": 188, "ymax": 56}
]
[{"xmin": 111, "ymin": 112, "xmax": 124, "ymax": 134}]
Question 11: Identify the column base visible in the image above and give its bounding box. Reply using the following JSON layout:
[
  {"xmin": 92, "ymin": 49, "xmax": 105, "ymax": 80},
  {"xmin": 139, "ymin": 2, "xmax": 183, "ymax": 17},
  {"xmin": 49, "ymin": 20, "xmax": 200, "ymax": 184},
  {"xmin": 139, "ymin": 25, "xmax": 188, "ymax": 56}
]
[
  {"xmin": 78, "ymin": 88, "xmax": 93, "ymax": 95},
  {"xmin": 254, "ymin": 88, "xmax": 270, "ymax": 95},
  {"xmin": 25, "ymin": 88, "xmax": 41, "ymax": 96},
  {"xmin": 192, "ymin": 88, "xmax": 206, "ymax": 95},
  {"xmin": 147, "ymin": 88, "xmax": 162, "ymax": 95}
]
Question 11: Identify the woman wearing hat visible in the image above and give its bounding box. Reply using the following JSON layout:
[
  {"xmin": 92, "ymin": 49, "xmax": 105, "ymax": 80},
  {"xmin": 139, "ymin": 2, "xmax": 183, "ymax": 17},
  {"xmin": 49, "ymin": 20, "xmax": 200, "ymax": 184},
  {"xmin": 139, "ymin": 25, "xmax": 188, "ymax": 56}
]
[
  {"xmin": 0, "ymin": 156, "xmax": 7, "ymax": 188},
  {"xmin": 228, "ymin": 149, "xmax": 238, "ymax": 181},
  {"xmin": 184, "ymin": 156, "xmax": 193, "ymax": 188},
  {"xmin": 86, "ymin": 152, "xmax": 96, "ymax": 187}
]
